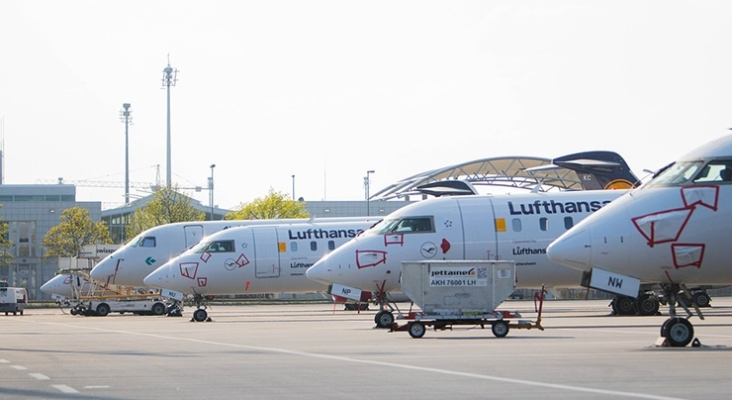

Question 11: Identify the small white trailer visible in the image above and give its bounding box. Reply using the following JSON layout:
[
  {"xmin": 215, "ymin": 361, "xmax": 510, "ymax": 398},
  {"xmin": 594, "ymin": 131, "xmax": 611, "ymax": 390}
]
[{"xmin": 390, "ymin": 260, "xmax": 544, "ymax": 338}]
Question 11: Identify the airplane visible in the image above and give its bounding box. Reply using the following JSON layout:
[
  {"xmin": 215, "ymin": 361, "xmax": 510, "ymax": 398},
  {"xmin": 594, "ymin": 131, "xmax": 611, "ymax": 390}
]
[
  {"xmin": 89, "ymin": 216, "xmax": 378, "ymax": 288},
  {"xmin": 40, "ymin": 273, "xmax": 91, "ymax": 299},
  {"xmin": 142, "ymin": 219, "xmax": 377, "ymax": 321},
  {"xmin": 304, "ymin": 150, "xmax": 647, "ymax": 327},
  {"xmin": 547, "ymin": 133, "xmax": 732, "ymax": 347}
]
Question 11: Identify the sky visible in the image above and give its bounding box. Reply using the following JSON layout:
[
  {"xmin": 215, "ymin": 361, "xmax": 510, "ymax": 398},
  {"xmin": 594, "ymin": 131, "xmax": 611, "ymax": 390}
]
[{"xmin": 1, "ymin": 1, "xmax": 732, "ymax": 210}]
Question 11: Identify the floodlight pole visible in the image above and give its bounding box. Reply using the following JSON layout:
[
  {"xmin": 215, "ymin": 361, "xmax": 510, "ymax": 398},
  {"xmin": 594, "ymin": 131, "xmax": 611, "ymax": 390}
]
[
  {"xmin": 161, "ymin": 57, "xmax": 178, "ymax": 188},
  {"xmin": 365, "ymin": 170, "xmax": 375, "ymax": 216},
  {"xmin": 120, "ymin": 103, "xmax": 132, "ymax": 204},
  {"xmin": 209, "ymin": 164, "xmax": 216, "ymax": 220}
]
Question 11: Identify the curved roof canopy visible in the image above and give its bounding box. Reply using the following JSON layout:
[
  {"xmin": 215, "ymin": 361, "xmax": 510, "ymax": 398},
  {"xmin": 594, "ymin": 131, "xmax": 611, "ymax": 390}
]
[{"xmin": 370, "ymin": 153, "xmax": 628, "ymax": 201}]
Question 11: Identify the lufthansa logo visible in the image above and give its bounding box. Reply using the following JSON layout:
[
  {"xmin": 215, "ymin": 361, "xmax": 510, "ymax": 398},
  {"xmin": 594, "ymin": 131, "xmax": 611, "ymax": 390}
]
[
  {"xmin": 604, "ymin": 179, "xmax": 634, "ymax": 190},
  {"xmin": 420, "ymin": 242, "xmax": 437, "ymax": 258},
  {"xmin": 224, "ymin": 258, "xmax": 237, "ymax": 271}
]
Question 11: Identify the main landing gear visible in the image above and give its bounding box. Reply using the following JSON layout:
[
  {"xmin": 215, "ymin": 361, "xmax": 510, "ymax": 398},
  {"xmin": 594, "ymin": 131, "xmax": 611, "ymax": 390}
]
[
  {"xmin": 610, "ymin": 289, "xmax": 712, "ymax": 317},
  {"xmin": 610, "ymin": 293, "xmax": 660, "ymax": 316},
  {"xmin": 657, "ymin": 284, "xmax": 703, "ymax": 347}
]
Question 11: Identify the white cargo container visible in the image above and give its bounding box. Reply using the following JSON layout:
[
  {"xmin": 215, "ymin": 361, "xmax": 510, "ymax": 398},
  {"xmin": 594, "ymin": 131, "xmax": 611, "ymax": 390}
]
[
  {"xmin": 401, "ymin": 260, "xmax": 516, "ymax": 315},
  {"xmin": 392, "ymin": 260, "xmax": 544, "ymax": 338}
]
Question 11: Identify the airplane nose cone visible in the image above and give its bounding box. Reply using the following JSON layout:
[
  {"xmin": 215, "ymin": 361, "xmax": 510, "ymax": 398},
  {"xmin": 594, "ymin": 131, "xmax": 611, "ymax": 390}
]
[
  {"xmin": 306, "ymin": 259, "xmax": 333, "ymax": 284},
  {"xmin": 89, "ymin": 257, "xmax": 114, "ymax": 281},
  {"xmin": 547, "ymin": 228, "xmax": 592, "ymax": 271},
  {"xmin": 144, "ymin": 267, "xmax": 165, "ymax": 287}
]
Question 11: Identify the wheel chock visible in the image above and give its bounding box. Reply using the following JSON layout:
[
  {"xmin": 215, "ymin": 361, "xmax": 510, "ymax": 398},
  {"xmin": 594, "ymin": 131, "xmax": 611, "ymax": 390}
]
[
  {"xmin": 691, "ymin": 338, "xmax": 702, "ymax": 347},
  {"xmin": 654, "ymin": 337, "xmax": 669, "ymax": 347}
]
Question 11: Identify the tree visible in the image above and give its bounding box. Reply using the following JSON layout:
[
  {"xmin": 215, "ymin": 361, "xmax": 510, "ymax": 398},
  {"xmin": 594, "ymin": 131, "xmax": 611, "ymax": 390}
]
[
  {"xmin": 226, "ymin": 188, "xmax": 309, "ymax": 220},
  {"xmin": 125, "ymin": 186, "xmax": 206, "ymax": 239},
  {"xmin": 42, "ymin": 207, "xmax": 113, "ymax": 258},
  {"xmin": 0, "ymin": 206, "xmax": 13, "ymax": 268}
]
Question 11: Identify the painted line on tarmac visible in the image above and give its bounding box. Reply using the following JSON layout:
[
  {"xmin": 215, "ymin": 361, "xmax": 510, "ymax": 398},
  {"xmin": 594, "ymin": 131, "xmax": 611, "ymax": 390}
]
[
  {"xmin": 52, "ymin": 384, "xmax": 79, "ymax": 394},
  {"xmin": 10, "ymin": 365, "xmax": 27, "ymax": 370},
  {"xmin": 37, "ymin": 320, "xmax": 687, "ymax": 400},
  {"xmin": 29, "ymin": 373, "xmax": 50, "ymax": 380}
]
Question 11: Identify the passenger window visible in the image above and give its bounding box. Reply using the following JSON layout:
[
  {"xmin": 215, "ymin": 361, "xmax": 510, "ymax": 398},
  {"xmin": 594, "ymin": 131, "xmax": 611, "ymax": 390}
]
[
  {"xmin": 539, "ymin": 218, "xmax": 549, "ymax": 231},
  {"xmin": 290, "ymin": 242, "xmax": 298, "ymax": 252},
  {"xmin": 310, "ymin": 241, "xmax": 317, "ymax": 251},
  {"xmin": 328, "ymin": 240, "xmax": 336, "ymax": 251},
  {"xmin": 564, "ymin": 217, "xmax": 574, "ymax": 230},
  {"xmin": 512, "ymin": 218, "xmax": 522, "ymax": 232}
]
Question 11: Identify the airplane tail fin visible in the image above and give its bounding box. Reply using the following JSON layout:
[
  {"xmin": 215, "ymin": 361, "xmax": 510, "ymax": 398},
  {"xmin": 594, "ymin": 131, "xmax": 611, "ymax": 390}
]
[{"xmin": 526, "ymin": 151, "xmax": 640, "ymax": 190}]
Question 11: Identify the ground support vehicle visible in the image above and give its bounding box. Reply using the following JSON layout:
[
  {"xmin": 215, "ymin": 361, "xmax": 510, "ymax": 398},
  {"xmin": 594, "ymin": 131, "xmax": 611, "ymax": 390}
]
[
  {"xmin": 53, "ymin": 268, "xmax": 173, "ymax": 317},
  {"xmin": 0, "ymin": 285, "xmax": 27, "ymax": 316},
  {"xmin": 389, "ymin": 260, "xmax": 544, "ymax": 338}
]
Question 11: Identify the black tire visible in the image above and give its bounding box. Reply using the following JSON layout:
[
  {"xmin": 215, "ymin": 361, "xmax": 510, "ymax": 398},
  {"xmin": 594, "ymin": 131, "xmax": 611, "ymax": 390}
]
[
  {"xmin": 662, "ymin": 318, "xmax": 694, "ymax": 347},
  {"xmin": 636, "ymin": 294, "xmax": 660, "ymax": 316},
  {"xmin": 193, "ymin": 309, "xmax": 208, "ymax": 322},
  {"xmin": 613, "ymin": 296, "xmax": 636, "ymax": 315},
  {"xmin": 151, "ymin": 302, "xmax": 166, "ymax": 316},
  {"xmin": 692, "ymin": 292, "xmax": 711, "ymax": 308},
  {"xmin": 96, "ymin": 303, "xmax": 111, "ymax": 317},
  {"xmin": 660, "ymin": 318, "xmax": 672, "ymax": 337},
  {"xmin": 408, "ymin": 322, "xmax": 426, "ymax": 339},
  {"xmin": 492, "ymin": 321, "xmax": 510, "ymax": 338},
  {"xmin": 374, "ymin": 310, "xmax": 394, "ymax": 328}
]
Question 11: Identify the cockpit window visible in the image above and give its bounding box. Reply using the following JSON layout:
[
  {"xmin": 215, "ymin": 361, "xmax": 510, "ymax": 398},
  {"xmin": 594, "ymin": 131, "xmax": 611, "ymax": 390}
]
[
  {"xmin": 647, "ymin": 161, "xmax": 704, "ymax": 186},
  {"xmin": 135, "ymin": 236, "xmax": 156, "ymax": 248},
  {"xmin": 692, "ymin": 161, "xmax": 732, "ymax": 183},
  {"xmin": 205, "ymin": 240, "xmax": 235, "ymax": 253},
  {"xmin": 371, "ymin": 217, "xmax": 434, "ymax": 234}
]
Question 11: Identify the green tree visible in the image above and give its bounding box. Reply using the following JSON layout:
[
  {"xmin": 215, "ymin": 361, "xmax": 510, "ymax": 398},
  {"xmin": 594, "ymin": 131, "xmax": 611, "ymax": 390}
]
[
  {"xmin": 226, "ymin": 188, "xmax": 309, "ymax": 220},
  {"xmin": 42, "ymin": 207, "xmax": 113, "ymax": 258},
  {"xmin": 125, "ymin": 186, "xmax": 206, "ymax": 240},
  {"xmin": 0, "ymin": 206, "xmax": 14, "ymax": 268}
]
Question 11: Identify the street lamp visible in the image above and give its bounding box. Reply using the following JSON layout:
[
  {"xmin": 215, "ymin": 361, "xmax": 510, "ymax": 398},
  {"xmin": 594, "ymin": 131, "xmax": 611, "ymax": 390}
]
[
  {"xmin": 292, "ymin": 174, "xmax": 295, "ymax": 200},
  {"xmin": 209, "ymin": 164, "xmax": 216, "ymax": 221},
  {"xmin": 365, "ymin": 170, "xmax": 375, "ymax": 216}
]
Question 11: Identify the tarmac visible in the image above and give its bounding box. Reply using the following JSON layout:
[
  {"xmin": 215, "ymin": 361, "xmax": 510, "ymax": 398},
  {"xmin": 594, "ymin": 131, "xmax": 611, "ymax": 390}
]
[{"xmin": 2, "ymin": 298, "xmax": 732, "ymax": 399}]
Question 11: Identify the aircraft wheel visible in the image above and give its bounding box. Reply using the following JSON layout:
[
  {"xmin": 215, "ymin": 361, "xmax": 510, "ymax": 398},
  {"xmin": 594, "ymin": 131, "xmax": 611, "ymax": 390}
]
[
  {"xmin": 692, "ymin": 292, "xmax": 711, "ymax": 308},
  {"xmin": 408, "ymin": 322, "xmax": 426, "ymax": 339},
  {"xmin": 96, "ymin": 303, "xmax": 111, "ymax": 317},
  {"xmin": 193, "ymin": 309, "xmax": 208, "ymax": 322},
  {"xmin": 636, "ymin": 294, "xmax": 660, "ymax": 316},
  {"xmin": 374, "ymin": 310, "xmax": 394, "ymax": 328},
  {"xmin": 492, "ymin": 321, "xmax": 510, "ymax": 338},
  {"xmin": 151, "ymin": 302, "xmax": 166, "ymax": 316},
  {"xmin": 662, "ymin": 318, "xmax": 694, "ymax": 347},
  {"xmin": 612, "ymin": 296, "xmax": 636, "ymax": 315}
]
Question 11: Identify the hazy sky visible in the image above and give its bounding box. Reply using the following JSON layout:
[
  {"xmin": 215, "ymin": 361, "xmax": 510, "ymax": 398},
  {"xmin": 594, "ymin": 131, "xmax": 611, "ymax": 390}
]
[{"xmin": 1, "ymin": 1, "xmax": 731, "ymax": 210}]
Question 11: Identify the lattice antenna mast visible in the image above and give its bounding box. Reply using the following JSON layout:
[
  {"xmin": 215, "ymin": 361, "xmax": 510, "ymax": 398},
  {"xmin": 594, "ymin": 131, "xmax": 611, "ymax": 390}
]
[
  {"xmin": 161, "ymin": 55, "xmax": 178, "ymax": 189},
  {"xmin": 119, "ymin": 103, "xmax": 132, "ymax": 204}
]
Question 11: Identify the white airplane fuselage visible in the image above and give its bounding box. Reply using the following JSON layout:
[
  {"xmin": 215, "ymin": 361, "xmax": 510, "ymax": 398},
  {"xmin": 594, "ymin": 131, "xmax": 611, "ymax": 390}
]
[
  {"xmin": 548, "ymin": 135, "xmax": 732, "ymax": 286},
  {"xmin": 90, "ymin": 217, "xmax": 378, "ymax": 288},
  {"xmin": 306, "ymin": 190, "xmax": 626, "ymax": 295},
  {"xmin": 143, "ymin": 220, "xmax": 376, "ymax": 295}
]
